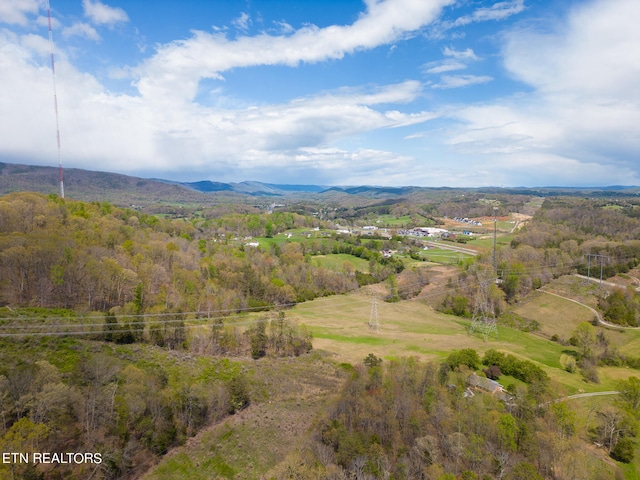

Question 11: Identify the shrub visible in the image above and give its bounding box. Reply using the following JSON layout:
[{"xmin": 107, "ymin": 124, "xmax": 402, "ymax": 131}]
[
  {"xmin": 484, "ymin": 365, "xmax": 502, "ymax": 380},
  {"xmin": 483, "ymin": 349, "xmax": 549, "ymax": 384},
  {"xmin": 611, "ymin": 437, "xmax": 635, "ymax": 463},
  {"xmin": 445, "ymin": 349, "xmax": 481, "ymax": 371}
]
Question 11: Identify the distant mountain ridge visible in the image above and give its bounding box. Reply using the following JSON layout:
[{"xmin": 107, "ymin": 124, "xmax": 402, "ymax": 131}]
[
  {"xmin": 180, "ymin": 180, "xmax": 328, "ymax": 195},
  {"xmin": 1, "ymin": 162, "xmax": 639, "ymax": 206}
]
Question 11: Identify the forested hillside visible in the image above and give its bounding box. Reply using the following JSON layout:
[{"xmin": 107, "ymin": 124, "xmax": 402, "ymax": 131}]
[
  {"xmin": 3, "ymin": 191, "xmax": 640, "ymax": 479},
  {"xmin": 279, "ymin": 353, "xmax": 638, "ymax": 480},
  {"xmin": 0, "ymin": 192, "xmax": 387, "ymax": 312}
]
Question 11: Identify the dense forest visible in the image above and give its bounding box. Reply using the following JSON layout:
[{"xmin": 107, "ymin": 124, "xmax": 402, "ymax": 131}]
[{"xmin": 0, "ymin": 192, "xmax": 407, "ymax": 313}]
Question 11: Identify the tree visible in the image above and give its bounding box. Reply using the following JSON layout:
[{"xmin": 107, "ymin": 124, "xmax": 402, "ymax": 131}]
[
  {"xmin": 250, "ymin": 319, "xmax": 268, "ymax": 359},
  {"xmin": 484, "ymin": 365, "xmax": 501, "ymax": 380},
  {"xmin": 597, "ymin": 407, "xmax": 624, "ymax": 454},
  {"xmin": 228, "ymin": 375, "xmax": 250, "ymax": 413},
  {"xmin": 508, "ymin": 462, "xmax": 544, "ymax": 480},
  {"xmin": 103, "ymin": 313, "xmax": 118, "ymax": 342},
  {"xmin": 444, "ymin": 349, "xmax": 481, "ymax": 371},
  {"xmin": 616, "ymin": 376, "xmax": 640, "ymax": 412},
  {"xmin": 364, "ymin": 353, "xmax": 382, "ymax": 368},
  {"xmin": 498, "ymin": 413, "xmax": 518, "ymax": 453},
  {"xmin": 572, "ymin": 322, "xmax": 596, "ymax": 359},
  {"xmin": 551, "ymin": 402, "xmax": 576, "ymax": 438},
  {"xmin": 0, "ymin": 417, "xmax": 49, "ymax": 479}
]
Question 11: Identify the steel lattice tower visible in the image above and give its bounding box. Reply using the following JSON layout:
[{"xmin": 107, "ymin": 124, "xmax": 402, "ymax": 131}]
[
  {"xmin": 369, "ymin": 295, "xmax": 379, "ymax": 333},
  {"xmin": 469, "ymin": 272, "xmax": 498, "ymax": 341}
]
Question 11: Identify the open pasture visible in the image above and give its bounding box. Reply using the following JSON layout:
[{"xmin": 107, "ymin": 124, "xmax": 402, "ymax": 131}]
[
  {"xmin": 513, "ymin": 290, "xmax": 595, "ymax": 340},
  {"xmin": 310, "ymin": 253, "xmax": 370, "ymax": 271},
  {"xmin": 289, "ymin": 281, "xmax": 640, "ymax": 394}
]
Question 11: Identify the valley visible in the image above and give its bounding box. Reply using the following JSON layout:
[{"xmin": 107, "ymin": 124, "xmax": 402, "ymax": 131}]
[{"xmin": 2, "ymin": 164, "xmax": 640, "ymax": 478}]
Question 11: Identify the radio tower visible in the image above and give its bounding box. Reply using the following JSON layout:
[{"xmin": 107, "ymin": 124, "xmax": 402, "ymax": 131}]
[{"xmin": 46, "ymin": 0, "xmax": 64, "ymax": 198}]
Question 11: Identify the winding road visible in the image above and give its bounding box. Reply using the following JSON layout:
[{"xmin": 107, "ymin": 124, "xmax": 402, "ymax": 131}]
[{"xmin": 538, "ymin": 288, "xmax": 636, "ymax": 331}]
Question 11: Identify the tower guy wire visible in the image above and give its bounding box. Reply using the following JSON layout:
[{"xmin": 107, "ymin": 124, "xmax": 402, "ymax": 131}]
[{"xmin": 46, "ymin": 0, "xmax": 64, "ymax": 198}]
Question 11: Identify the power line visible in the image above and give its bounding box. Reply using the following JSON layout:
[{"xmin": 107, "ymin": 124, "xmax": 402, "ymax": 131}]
[
  {"xmin": 0, "ymin": 250, "xmax": 629, "ymax": 338},
  {"xmin": 0, "ymin": 283, "xmax": 472, "ymax": 337}
]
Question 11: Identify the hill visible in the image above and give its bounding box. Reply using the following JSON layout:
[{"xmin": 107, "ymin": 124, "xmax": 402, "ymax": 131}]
[
  {"xmin": 3, "ymin": 162, "xmax": 640, "ymax": 209},
  {"xmin": 0, "ymin": 162, "xmax": 218, "ymax": 206},
  {"xmin": 2, "ymin": 190, "xmax": 640, "ymax": 478}
]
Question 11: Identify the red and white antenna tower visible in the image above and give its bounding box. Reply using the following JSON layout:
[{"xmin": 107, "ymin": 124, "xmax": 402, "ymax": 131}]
[{"xmin": 46, "ymin": 0, "xmax": 64, "ymax": 198}]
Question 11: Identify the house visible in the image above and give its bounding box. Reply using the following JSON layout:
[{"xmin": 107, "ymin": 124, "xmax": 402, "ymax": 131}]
[{"xmin": 467, "ymin": 373, "xmax": 504, "ymax": 395}]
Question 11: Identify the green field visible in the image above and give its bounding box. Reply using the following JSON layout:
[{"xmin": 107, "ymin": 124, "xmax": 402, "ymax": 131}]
[
  {"xmin": 288, "ymin": 277, "xmax": 640, "ymax": 396},
  {"xmin": 418, "ymin": 247, "xmax": 473, "ymax": 264},
  {"xmin": 310, "ymin": 253, "xmax": 370, "ymax": 271},
  {"xmin": 466, "ymin": 233, "xmax": 514, "ymax": 250}
]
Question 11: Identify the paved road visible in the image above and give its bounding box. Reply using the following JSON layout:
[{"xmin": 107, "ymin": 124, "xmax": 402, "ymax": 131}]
[
  {"xmin": 573, "ymin": 273, "xmax": 640, "ymax": 291},
  {"xmin": 424, "ymin": 240, "xmax": 478, "ymax": 256},
  {"xmin": 538, "ymin": 288, "xmax": 634, "ymax": 330},
  {"xmin": 559, "ymin": 391, "xmax": 620, "ymax": 401}
]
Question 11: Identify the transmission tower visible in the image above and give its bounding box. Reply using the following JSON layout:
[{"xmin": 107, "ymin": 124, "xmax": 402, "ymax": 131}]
[
  {"xmin": 368, "ymin": 295, "xmax": 380, "ymax": 333},
  {"xmin": 469, "ymin": 272, "xmax": 498, "ymax": 341}
]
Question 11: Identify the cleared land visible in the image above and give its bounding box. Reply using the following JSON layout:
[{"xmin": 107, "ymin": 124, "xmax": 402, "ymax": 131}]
[{"xmin": 289, "ymin": 276, "xmax": 640, "ymax": 395}]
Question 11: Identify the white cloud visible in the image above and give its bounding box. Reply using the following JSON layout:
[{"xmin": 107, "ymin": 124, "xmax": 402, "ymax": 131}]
[
  {"xmin": 451, "ymin": 0, "xmax": 525, "ymax": 27},
  {"xmin": 0, "ymin": 0, "xmax": 38, "ymax": 26},
  {"xmin": 423, "ymin": 46, "xmax": 480, "ymax": 77},
  {"xmin": 82, "ymin": 0, "xmax": 128, "ymax": 27},
  {"xmin": 0, "ymin": 20, "xmax": 436, "ymax": 184},
  {"xmin": 431, "ymin": 74, "xmax": 492, "ymax": 89},
  {"xmin": 232, "ymin": 12, "xmax": 251, "ymax": 32},
  {"xmin": 434, "ymin": 0, "xmax": 640, "ymax": 185},
  {"xmin": 3, "ymin": 0, "xmax": 638, "ymax": 188},
  {"xmin": 273, "ymin": 20, "xmax": 295, "ymax": 35},
  {"xmin": 423, "ymin": 59, "xmax": 466, "ymax": 74},
  {"xmin": 133, "ymin": 0, "xmax": 455, "ymax": 101},
  {"xmin": 442, "ymin": 46, "xmax": 479, "ymax": 60},
  {"xmin": 62, "ymin": 22, "xmax": 101, "ymax": 41}
]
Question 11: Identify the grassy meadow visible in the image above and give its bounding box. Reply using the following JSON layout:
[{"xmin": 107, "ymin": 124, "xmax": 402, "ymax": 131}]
[{"xmin": 287, "ymin": 275, "xmax": 640, "ymax": 396}]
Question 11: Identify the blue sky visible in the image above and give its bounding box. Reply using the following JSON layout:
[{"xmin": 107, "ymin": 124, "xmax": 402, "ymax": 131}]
[{"xmin": 1, "ymin": 0, "xmax": 638, "ymax": 187}]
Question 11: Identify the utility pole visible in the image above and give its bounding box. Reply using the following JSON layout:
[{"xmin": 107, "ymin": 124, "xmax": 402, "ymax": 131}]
[{"xmin": 586, "ymin": 253, "xmax": 609, "ymax": 287}]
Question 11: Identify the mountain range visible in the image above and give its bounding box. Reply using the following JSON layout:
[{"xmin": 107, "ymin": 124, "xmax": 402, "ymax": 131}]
[{"xmin": 1, "ymin": 161, "xmax": 639, "ymax": 207}]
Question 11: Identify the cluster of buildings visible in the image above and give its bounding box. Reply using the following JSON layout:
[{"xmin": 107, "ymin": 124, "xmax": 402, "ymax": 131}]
[
  {"xmin": 397, "ymin": 227, "xmax": 449, "ymax": 238},
  {"xmin": 453, "ymin": 217, "xmax": 483, "ymax": 226}
]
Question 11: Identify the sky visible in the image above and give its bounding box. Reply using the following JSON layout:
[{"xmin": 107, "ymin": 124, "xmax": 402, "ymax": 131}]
[{"xmin": 0, "ymin": 0, "xmax": 638, "ymax": 188}]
